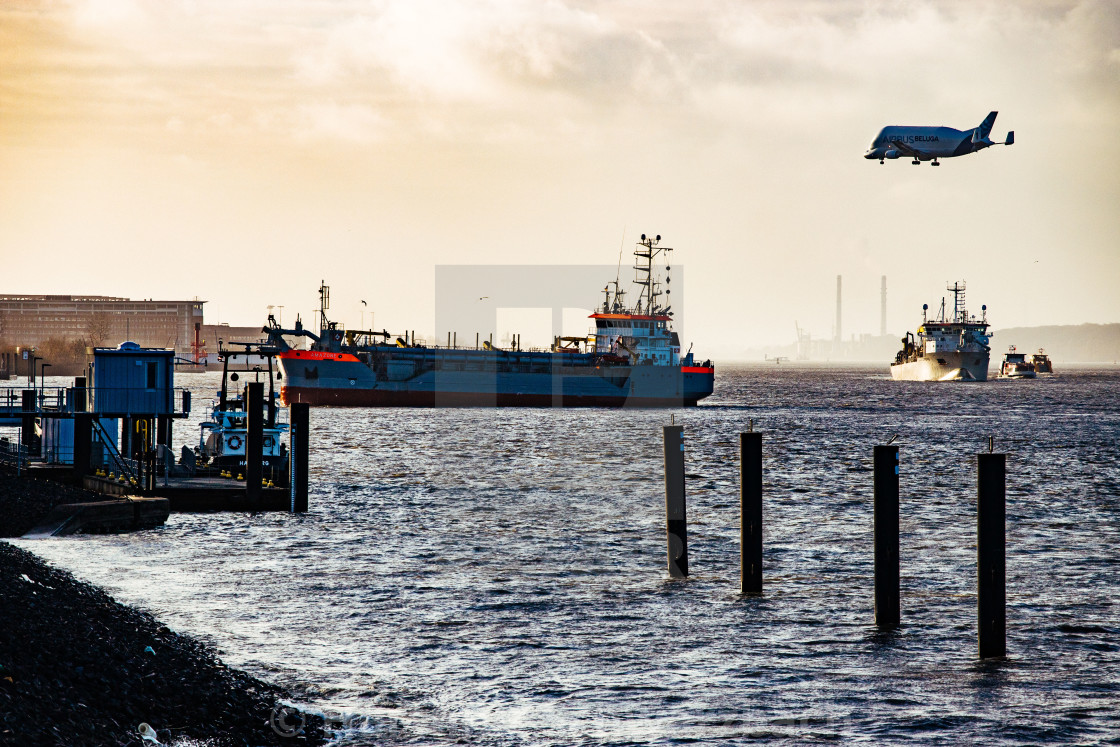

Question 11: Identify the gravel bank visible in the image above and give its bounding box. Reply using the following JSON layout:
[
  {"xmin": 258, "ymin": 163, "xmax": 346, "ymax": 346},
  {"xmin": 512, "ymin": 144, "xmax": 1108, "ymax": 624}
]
[{"xmin": 0, "ymin": 541, "xmax": 325, "ymax": 746}]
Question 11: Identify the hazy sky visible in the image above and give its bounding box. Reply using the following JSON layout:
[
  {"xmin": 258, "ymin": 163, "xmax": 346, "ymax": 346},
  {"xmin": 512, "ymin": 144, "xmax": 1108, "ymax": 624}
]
[{"xmin": 2, "ymin": 0, "xmax": 1118, "ymax": 356}]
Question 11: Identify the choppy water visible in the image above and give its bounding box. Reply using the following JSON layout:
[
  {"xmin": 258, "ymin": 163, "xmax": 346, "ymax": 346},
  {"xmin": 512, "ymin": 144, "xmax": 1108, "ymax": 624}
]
[{"xmin": 19, "ymin": 365, "xmax": 1120, "ymax": 745}]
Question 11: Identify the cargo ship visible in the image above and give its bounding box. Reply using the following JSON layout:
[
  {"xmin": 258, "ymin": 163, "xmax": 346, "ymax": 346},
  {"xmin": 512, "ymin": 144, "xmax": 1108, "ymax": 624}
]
[
  {"xmin": 267, "ymin": 235, "xmax": 714, "ymax": 407},
  {"xmin": 891, "ymin": 281, "xmax": 992, "ymax": 382}
]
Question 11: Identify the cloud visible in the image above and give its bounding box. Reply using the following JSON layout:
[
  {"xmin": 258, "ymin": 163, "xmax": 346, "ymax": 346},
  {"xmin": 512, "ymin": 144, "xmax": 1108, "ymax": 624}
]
[
  {"xmin": 295, "ymin": 99, "xmax": 386, "ymax": 143},
  {"xmin": 7, "ymin": 0, "xmax": 1118, "ymax": 151}
]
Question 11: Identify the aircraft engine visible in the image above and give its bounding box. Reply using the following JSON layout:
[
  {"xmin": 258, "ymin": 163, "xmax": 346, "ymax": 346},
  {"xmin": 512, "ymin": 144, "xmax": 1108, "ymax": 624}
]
[{"xmin": 884, "ymin": 150, "xmax": 900, "ymax": 159}]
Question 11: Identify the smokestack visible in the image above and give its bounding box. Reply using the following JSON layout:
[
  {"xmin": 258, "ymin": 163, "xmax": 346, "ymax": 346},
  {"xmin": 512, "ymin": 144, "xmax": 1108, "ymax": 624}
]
[
  {"xmin": 880, "ymin": 275, "xmax": 887, "ymax": 336},
  {"xmin": 835, "ymin": 275, "xmax": 842, "ymax": 343}
]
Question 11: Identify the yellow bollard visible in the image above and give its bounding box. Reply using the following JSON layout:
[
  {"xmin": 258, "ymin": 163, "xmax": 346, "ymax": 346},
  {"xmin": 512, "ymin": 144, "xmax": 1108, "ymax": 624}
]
[{"xmin": 236, "ymin": 473, "xmax": 244, "ymax": 481}]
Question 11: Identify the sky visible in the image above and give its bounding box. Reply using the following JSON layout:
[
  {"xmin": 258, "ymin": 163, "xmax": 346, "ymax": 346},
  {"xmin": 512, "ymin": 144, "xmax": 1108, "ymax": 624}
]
[{"xmin": 1, "ymin": 0, "xmax": 1118, "ymax": 357}]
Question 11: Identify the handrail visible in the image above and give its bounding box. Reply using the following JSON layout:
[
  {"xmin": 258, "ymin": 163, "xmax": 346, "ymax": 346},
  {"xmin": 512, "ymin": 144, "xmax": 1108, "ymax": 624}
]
[
  {"xmin": 0, "ymin": 386, "xmax": 191, "ymax": 416},
  {"xmin": 91, "ymin": 418, "xmax": 138, "ymax": 482},
  {"xmin": 0, "ymin": 441, "xmax": 28, "ymax": 475}
]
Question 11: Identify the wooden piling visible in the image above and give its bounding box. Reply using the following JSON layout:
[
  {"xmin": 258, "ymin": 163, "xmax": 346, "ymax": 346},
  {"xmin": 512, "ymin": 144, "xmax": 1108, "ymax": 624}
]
[
  {"xmin": 740, "ymin": 431, "xmax": 763, "ymax": 594},
  {"xmin": 73, "ymin": 376, "xmax": 87, "ymax": 411},
  {"xmin": 663, "ymin": 424, "xmax": 688, "ymax": 578},
  {"xmin": 20, "ymin": 389, "xmax": 35, "ymax": 454},
  {"xmin": 156, "ymin": 415, "xmax": 171, "ymax": 446},
  {"xmin": 245, "ymin": 381, "xmax": 263, "ymax": 507},
  {"xmin": 873, "ymin": 444, "xmax": 901, "ymax": 628},
  {"xmin": 977, "ymin": 452, "xmax": 1006, "ymax": 658},
  {"xmin": 290, "ymin": 402, "xmax": 309, "ymax": 513},
  {"xmin": 72, "ymin": 413, "xmax": 92, "ymax": 480}
]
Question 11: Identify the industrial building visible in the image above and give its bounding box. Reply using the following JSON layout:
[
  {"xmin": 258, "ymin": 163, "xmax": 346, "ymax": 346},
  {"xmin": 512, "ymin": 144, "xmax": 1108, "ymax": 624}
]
[{"xmin": 0, "ymin": 295, "xmax": 205, "ymax": 356}]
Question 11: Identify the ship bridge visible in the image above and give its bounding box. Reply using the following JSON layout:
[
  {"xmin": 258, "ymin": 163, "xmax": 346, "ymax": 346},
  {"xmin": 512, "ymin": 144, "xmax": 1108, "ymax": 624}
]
[{"xmin": 590, "ymin": 312, "xmax": 680, "ymax": 366}]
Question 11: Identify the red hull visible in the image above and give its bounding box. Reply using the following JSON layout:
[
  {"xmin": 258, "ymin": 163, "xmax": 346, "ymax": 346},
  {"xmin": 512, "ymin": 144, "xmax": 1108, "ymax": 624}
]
[{"xmin": 281, "ymin": 386, "xmax": 703, "ymax": 408}]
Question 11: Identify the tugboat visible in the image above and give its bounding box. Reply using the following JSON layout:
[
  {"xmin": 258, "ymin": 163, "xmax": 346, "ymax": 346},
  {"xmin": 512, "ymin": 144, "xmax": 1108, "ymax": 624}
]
[
  {"xmin": 265, "ymin": 234, "xmax": 714, "ymax": 407},
  {"xmin": 1030, "ymin": 348, "xmax": 1054, "ymax": 374},
  {"xmin": 196, "ymin": 342, "xmax": 288, "ymax": 479},
  {"xmin": 891, "ymin": 281, "xmax": 991, "ymax": 381},
  {"xmin": 999, "ymin": 346, "xmax": 1037, "ymax": 378}
]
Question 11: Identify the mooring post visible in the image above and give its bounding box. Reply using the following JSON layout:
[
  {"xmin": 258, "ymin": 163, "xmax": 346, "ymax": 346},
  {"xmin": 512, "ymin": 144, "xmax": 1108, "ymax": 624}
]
[
  {"xmin": 289, "ymin": 402, "xmax": 310, "ymax": 513},
  {"xmin": 978, "ymin": 452, "xmax": 1007, "ymax": 658},
  {"xmin": 246, "ymin": 381, "xmax": 264, "ymax": 507},
  {"xmin": 663, "ymin": 424, "xmax": 688, "ymax": 578},
  {"xmin": 873, "ymin": 444, "xmax": 901, "ymax": 628},
  {"xmin": 741, "ymin": 431, "xmax": 763, "ymax": 593}
]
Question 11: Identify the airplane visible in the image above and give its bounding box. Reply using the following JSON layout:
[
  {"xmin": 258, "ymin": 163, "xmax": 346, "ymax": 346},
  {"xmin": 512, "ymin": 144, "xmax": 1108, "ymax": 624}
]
[{"xmin": 864, "ymin": 111, "xmax": 1014, "ymax": 166}]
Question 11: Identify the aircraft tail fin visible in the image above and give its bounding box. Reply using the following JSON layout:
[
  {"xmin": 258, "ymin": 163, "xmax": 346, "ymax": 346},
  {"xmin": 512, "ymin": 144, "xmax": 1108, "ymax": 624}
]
[
  {"xmin": 1005, "ymin": 130, "xmax": 1014, "ymax": 145},
  {"xmin": 978, "ymin": 111, "xmax": 998, "ymax": 138}
]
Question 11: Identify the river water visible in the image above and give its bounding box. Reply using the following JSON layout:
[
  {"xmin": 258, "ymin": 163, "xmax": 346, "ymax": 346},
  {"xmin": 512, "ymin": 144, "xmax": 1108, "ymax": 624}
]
[{"xmin": 19, "ymin": 365, "xmax": 1120, "ymax": 745}]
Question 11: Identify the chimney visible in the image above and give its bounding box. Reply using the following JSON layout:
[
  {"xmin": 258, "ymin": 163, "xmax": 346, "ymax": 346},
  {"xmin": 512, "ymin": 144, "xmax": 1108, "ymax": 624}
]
[
  {"xmin": 880, "ymin": 275, "xmax": 887, "ymax": 336},
  {"xmin": 835, "ymin": 275, "xmax": 842, "ymax": 343}
]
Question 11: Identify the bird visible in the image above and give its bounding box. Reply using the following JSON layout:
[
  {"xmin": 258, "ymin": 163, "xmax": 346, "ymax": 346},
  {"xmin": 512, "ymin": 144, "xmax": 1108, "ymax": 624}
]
[
  {"xmin": 361, "ymin": 300, "xmax": 367, "ymax": 305},
  {"xmin": 479, "ymin": 296, "xmax": 489, "ymax": 301}
]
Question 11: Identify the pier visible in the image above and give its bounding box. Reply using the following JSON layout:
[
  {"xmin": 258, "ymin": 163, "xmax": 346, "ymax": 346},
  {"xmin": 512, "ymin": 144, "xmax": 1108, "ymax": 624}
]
[{"xmin": 1, "ymin": 342, "xmax": 313, "ymax": 535}]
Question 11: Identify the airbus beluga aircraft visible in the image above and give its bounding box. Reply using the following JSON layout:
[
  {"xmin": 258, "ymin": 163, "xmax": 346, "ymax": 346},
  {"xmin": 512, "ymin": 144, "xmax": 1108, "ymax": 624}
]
[{"xmin": 864, "ymin": 111, "xmax": 1014, "ymax": 166}]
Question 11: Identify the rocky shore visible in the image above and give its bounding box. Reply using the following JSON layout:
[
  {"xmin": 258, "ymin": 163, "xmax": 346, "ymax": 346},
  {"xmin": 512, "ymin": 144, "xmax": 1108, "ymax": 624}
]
[{"xmin": 0, "ymin": 539, "xmax": 325, "ymax": 745}]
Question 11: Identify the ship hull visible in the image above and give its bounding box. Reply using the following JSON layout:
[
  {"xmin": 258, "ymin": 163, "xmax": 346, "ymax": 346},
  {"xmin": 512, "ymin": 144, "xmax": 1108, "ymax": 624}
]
[
  {"xmin": 890, "ymin": 353, "xmax": 990, "ymax": 382},
  {"xmin": 278, "ymin": 354, "xmax": 714, "ymax": 408}
]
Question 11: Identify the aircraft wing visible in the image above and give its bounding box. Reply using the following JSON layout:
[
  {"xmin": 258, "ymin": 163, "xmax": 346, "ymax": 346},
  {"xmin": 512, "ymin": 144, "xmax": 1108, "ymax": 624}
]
[{"xmin": 888, "ymin": 139, "xmax": 923, "ymax": 158}]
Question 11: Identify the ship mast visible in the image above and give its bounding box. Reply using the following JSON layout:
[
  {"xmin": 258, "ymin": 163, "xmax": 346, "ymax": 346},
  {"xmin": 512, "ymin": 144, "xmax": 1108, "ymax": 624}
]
[
  {"xmin": 633, "ymin": 234, "xmax": 672, "ymax": 315},
  {"xmin": 947, "ymin": 280, "xmax": 966, "ymax": 323},
  {"xmin": 318, "ymin": 280, "xmax": 330, "ymax": 333}
]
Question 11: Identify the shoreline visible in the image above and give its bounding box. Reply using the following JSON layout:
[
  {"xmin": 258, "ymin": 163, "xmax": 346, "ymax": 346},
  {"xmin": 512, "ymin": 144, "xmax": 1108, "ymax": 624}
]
[{"xmin": 0, "ymin": 539, "xmax": 325, "ymax": 746}]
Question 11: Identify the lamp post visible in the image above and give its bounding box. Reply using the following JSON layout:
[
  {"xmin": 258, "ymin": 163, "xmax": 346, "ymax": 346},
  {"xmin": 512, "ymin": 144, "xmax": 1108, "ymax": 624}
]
[
  {"xmin": 30, "ymin": 355, "xmax": 42, "ymax": 390},
  {"xmin": 39, "ymin": 363, "xmax": 51, "ymax": 406}
]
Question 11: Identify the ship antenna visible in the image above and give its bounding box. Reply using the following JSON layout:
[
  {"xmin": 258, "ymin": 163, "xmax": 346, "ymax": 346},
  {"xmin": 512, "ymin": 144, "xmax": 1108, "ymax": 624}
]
[{"xmin": 614, "ymin": 227, "xmax": 626, "ymax": 307}]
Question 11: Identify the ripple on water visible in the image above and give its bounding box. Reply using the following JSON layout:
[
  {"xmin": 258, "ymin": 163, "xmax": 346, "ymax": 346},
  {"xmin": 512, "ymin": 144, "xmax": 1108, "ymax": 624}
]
[{"xmin": 17, "ymin": 365, "xmax": 1120, "ymax": 746}]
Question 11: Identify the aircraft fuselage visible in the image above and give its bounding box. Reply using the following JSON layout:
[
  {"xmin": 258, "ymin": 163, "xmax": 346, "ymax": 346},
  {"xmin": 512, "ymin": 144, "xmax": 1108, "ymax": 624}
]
[
  {"xmin": 864, "ymin": 111, "xmax": 1011, "ymax": 164},
  {"xmin": 865, "ymin": 126, "xmax": 982, "ymax": 161}
]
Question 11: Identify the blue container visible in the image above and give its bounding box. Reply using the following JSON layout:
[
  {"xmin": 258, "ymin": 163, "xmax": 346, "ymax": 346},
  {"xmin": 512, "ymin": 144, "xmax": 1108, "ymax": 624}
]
[{"xmin": 91, "ymin": 342, "xmax": 176, "ymax": 416}]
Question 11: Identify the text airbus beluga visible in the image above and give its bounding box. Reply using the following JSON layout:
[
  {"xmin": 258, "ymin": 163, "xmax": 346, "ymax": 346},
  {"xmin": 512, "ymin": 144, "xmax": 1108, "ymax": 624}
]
[{"xmin": 864, "ymin": 111, "xmax": 1014, "ymax": 166}]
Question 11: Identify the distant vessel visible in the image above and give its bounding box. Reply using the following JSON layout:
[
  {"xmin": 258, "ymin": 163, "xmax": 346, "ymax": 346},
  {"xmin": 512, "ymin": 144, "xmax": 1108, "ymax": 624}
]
[
  {"xmin": 891, "ymin": 281, "xmax": 991, "ymax": 382},
  {"xmin": 268, "ymin": 235, "xmax": 714, "ymax": 407},
  {"xmin": 999, "ymin": 346, "xmax": 1037, "ymax": 379},
  {"xmin": 1030, "ymin": 348, "xmax": 1054, "ymax": 374}
]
